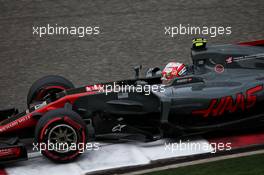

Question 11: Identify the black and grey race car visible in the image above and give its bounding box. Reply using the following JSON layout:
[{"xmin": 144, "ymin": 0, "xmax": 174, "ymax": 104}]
[{"xmin": 0, "ymin": 39, "xmax": 264, "ymax": 163}]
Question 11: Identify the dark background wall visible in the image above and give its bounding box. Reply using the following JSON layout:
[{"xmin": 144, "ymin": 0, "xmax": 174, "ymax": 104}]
[{"xmin": 0, "ymin": 0, "xmax": 263, "ymax": 109}]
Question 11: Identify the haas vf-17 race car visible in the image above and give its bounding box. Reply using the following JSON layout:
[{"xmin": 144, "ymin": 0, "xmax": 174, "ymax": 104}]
[{"xmin": 0, "ymin": 39, "xmax": 264, "ymax": 163}]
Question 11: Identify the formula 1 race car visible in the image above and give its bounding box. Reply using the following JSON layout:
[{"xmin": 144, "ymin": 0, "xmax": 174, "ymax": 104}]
[{"xmin": 0, "ymin": 39, "xmax": 264, "ymax": 164}]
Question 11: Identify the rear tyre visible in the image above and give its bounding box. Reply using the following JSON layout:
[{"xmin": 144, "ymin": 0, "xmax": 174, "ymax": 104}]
[
  {"xmin": 27, "ymin": 75, "xmax": 74, "ymax": 108},
  {"xmin": 34, "ymin": 108, "xmax": 88, "ymax": 163}
]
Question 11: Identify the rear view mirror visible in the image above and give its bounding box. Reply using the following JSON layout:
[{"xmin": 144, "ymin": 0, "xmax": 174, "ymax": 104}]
[{"xmin": 134, "ymin": 65, "xmax": 142, "ymax": 79}]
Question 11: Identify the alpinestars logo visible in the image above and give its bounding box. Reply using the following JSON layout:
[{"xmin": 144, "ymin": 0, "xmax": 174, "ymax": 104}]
[
  {"xmin": 192, "ymin": 85, "xmax": 263, "ymax": 118},
  {"xmin": 112, "ymin": 124, "xmax": 126, "ymax": 132}
]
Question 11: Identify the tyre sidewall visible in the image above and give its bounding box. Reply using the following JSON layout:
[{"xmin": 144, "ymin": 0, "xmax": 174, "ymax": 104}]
[{"xmin": 35, "ymin": 109, "xmax": 87, "ymax": 163}]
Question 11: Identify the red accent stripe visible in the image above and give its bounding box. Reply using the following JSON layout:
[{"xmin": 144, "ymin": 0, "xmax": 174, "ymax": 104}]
[
  {"xmin": 208, "ymin": 132, "xmax": 264, "ymax": 150},
  {"xmin": 238, "ymin": 40, "xmax": 264, "ymax": 46},
  {"xmin": 0, "ymin": 169, "xmax": 7, "ymax": 175}
]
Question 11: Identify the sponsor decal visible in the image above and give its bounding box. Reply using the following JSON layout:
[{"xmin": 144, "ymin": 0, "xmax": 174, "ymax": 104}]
[
  {"xmin": 34, "ymin": 101, "xmax": 47, "ymax": 110},
  {"xmin": 0, "ymin": 147, "xmax": 21, "ymax": 157},
  {"xmin": 198, "ymin": 60, "xmax": 205, "ymax": 65},
  {"xmin": 86, "ymin": 84, "xmax": 104, "ymax": 92},
  {"xmin": 0, "ymin": 115, "xmax": 31, "ymax": 133},
  {"xmin": 214, "ymin": 64, "xmax": 224, "ymax": 73},
  {"xmin": 175, "ymin": 77, "xmax": 193, "ymax": 84},
  {"xmin": 225, "ymin": 57, "xmax": 233, "ymax": 64},
  {"xmin": 192, "ymin": 85, "xmax": 263, "ymax": 117},
  {"xmin": 226, "ymin": 53, "xmax": 264, "ymax": 64},
  {"xmin": 118, "ymin": 93, "xmax": 128, "ymax": 99},
  {"xmin": 112, "ymin": 124, "xmax": 126, "ymax": 132}
]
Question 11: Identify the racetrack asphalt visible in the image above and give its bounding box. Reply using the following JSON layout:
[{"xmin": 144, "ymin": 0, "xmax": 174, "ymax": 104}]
[{"xmin": 0, "ymin": 0, "xmax": 263, "ymax": 110}]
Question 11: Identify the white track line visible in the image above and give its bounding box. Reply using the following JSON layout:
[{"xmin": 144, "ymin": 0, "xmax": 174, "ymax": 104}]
[
  {"xmin": 6, "ymin": 138, "xmax": 212, "ymax": 175},
  {"xmin": 122, "ymin": 149, "xmax": 264, "ymax": 175}
]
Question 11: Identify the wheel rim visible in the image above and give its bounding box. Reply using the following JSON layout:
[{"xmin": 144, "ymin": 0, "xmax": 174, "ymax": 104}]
[{"xmin": 48, "ymin": 124, "xmax": 78, "ymax": 153}]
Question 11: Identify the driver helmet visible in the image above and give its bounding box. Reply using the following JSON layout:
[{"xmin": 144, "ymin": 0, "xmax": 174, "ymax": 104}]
[{"xmin": 161, "ymin": 62, "xmax": 187, "ymax": 81}]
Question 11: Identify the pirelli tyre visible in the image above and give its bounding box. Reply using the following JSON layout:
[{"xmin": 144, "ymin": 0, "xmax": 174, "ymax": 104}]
[
  {"xmin": 27, "ymin": 75, "xmax": 74, "ymax": 108},
  {"xmin": 34, "ymin": 108, "xmax": 88, "ymax": 163}
]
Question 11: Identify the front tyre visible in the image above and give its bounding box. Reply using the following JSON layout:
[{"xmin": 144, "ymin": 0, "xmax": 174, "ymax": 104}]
[
  {"xmin": 27, "ymin": 75, "xmax": 74, "ymax": 108},
  {"xmin": 35, "ymin": 108, "xmax": 88, "ymax": 163}
]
